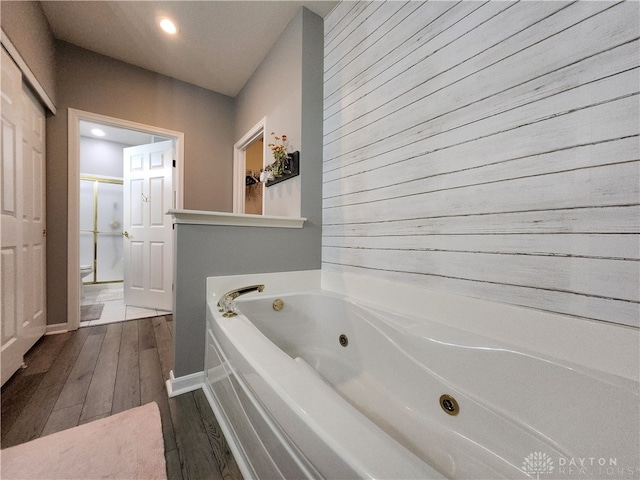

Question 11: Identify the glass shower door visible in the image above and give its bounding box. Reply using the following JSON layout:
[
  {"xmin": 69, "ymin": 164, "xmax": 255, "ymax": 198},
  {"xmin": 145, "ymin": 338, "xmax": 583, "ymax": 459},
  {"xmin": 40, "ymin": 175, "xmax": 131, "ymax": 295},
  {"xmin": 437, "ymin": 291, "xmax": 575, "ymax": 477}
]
[
  {"xmin": 79, "ymin": 177, "xmax": 124, "ymax": 284},
  {"xmin": 96, "ymin": 182, "xmax": 124, "ymax": 282},
  {"xmin": 80, "ymin": 179, "xmax": 96, "ymax": 281}
]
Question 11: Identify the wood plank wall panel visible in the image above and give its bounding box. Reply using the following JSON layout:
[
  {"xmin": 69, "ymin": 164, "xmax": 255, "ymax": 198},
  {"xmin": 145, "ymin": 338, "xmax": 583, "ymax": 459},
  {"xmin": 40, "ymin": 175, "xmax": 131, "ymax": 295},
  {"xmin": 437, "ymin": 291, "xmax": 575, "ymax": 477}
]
[{"xmin": 322, "ymin": 1, "xmax": 640, "ymax": 327}]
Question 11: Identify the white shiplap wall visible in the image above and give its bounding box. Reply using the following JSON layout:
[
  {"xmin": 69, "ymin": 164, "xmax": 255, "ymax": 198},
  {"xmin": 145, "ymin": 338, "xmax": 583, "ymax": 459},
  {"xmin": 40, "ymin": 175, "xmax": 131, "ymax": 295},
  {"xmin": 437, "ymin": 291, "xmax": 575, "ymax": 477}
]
[{"xmin": 322, "ymin": 1, "xmax": 640, "ymax": 327}]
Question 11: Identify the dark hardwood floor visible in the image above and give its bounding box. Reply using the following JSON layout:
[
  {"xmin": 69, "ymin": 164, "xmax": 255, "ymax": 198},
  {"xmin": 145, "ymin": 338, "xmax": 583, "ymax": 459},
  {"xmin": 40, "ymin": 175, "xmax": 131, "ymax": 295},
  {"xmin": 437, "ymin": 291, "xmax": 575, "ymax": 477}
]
[{"xmin": 1, "ymin": 316, "xmax": 243, "ymax": 480}]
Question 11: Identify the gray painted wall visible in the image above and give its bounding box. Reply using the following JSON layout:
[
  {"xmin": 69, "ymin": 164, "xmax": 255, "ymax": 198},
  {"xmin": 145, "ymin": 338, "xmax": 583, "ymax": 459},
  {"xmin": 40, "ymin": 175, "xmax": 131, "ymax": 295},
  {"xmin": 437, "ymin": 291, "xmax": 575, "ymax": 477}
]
[
  {"xmin": 1, "ymin": 1, "xmax": 57, "ymax": 105},
  {"xmin": 80, "ymin": 137, "xmax": 129, "ymax": 178},
  {"xmin": 173, "ymin": 8, "xmax": 324, "ymax": 377},
  {"xmin": 234, "ymin": 11, "xmax": 303, "ymax": 217},
  {"xmin": 174, "ymin": 223, "xmax": 322, "ymax": 376},
  {"xmin": 322, "ymin": 2, "xmax": 639, "ymax": 327},
  {"xmin": 45, "ymin": 42, "xmax": 236, "ymax": 325}
]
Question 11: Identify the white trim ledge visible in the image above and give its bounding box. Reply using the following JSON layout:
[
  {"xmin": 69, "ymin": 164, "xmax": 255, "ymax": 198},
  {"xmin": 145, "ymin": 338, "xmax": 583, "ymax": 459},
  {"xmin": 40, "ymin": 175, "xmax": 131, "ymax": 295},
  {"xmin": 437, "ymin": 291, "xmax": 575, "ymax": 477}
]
[
  {"xmin": 166, "ymin": 369, "xmax": 205, "ymax": 398},
  {"xmin": 169, "ymin": 209, "xmax": 306, "ymax": 229}
]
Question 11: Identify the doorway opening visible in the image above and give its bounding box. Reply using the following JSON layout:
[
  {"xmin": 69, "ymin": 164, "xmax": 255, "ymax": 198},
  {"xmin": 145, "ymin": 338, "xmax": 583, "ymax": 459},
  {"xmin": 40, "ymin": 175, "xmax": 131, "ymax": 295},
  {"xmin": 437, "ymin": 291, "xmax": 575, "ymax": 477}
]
[
  {"xmin": 68, "ymin": 109, "xmax": 184, "ymax": 331},
  {"xmin": 233, "ymin": 117, "xmax": 265, "ymax": 214},
  {"xmin": 244, "ymin": 136, "xmax": 264, "ymax": 215}
]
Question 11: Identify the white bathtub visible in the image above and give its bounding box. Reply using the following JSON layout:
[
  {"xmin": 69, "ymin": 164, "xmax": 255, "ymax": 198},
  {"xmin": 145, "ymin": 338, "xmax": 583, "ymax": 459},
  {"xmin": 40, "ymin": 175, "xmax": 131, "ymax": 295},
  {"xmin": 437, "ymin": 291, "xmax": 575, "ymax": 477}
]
[{"xmin": 203, "ymin": 272, "xmax": 639, "ymax": 479}]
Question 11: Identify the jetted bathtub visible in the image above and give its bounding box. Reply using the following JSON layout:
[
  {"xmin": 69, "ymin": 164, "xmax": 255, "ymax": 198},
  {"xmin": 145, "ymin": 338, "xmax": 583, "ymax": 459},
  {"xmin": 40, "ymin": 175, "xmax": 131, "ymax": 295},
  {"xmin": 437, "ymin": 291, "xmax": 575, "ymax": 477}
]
[{"xmin": 204, "ymin": 286, "xmax": 639, "ymax": 479}]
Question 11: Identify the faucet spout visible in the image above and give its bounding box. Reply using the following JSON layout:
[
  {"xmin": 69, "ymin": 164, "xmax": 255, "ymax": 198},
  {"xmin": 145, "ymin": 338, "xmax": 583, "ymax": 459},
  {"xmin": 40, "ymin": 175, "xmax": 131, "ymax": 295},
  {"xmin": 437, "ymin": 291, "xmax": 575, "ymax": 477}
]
[{"xmin": 217, "ymin": 284, "xmax": 265, "ymax": 317}]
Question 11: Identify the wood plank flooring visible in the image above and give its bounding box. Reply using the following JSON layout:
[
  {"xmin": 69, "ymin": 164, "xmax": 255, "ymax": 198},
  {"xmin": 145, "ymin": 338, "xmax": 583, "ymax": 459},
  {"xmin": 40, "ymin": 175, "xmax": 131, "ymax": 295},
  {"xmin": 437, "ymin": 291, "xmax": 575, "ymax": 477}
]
[{"xmin": 1, "ymin": 316, "xmax": 243, "ymax": 480}]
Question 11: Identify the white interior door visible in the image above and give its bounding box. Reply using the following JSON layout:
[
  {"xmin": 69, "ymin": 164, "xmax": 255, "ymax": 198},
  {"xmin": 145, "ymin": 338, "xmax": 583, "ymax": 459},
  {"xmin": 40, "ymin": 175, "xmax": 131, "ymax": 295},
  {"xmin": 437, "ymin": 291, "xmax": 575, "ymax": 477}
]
[
  {"xmin": 1, "ymin": 48, "xmax": 47, "ymax": 385},
  {"xmin": 123, "ymin": 140, "xmax": 173, "ymax": 311}
]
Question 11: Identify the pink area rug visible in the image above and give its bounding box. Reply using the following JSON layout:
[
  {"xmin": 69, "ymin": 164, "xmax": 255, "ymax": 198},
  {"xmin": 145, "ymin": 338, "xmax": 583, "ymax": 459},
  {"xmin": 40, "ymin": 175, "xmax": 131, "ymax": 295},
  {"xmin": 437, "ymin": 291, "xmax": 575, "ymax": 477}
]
[{"xmin": 1, "ymin": 402, "xmax": 167, "ymax": 479}]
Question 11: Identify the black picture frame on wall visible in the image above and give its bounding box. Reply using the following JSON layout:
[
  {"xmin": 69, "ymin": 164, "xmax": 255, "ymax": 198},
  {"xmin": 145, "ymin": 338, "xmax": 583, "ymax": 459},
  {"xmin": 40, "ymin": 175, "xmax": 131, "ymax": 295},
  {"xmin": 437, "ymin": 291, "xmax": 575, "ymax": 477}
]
[{"xmin": 266, "ymin": 151, "xmax": 300, "ymax": 187}]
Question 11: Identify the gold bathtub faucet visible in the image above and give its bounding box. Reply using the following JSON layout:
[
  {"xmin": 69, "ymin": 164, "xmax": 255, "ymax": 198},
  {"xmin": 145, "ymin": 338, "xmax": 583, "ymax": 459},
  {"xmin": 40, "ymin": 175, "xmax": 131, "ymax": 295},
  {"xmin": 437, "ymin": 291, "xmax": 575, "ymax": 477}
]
[{"xmin": 217, "ymin": 284, "xmax": 265, "ymax": 317}]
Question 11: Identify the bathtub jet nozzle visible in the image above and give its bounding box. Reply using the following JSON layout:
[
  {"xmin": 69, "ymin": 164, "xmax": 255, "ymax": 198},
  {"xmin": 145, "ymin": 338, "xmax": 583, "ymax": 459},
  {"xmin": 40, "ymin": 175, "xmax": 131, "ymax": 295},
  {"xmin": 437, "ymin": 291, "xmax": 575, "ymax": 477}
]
[{"xmin": 217, "ymin": 284, "xmax": 265, "ymax": 317}]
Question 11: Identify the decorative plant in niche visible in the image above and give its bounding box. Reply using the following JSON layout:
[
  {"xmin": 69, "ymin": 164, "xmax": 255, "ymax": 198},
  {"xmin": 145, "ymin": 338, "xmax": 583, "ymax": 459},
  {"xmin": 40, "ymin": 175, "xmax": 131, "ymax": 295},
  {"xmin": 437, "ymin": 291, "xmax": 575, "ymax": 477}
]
[{"xmin": 268, "ymin": 132, "xmax": 288, "ymax": 177}]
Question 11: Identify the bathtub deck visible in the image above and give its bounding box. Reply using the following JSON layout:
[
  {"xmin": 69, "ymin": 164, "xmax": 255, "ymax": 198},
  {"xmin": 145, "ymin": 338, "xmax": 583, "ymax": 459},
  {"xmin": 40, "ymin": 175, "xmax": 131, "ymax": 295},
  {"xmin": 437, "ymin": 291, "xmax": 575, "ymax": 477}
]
[{"xmin": 1, "ymin": 316, "xmax": 243, "ymax": 480}]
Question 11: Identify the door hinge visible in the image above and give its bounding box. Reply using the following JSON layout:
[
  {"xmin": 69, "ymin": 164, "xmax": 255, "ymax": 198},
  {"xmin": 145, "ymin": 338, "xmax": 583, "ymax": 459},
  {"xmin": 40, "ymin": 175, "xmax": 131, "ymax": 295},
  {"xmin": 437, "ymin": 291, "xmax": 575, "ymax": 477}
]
[
  {"xmin": 173, "ymin": 159, "xmax": 176, "ymax": 168},
  {"xmin": 42, "ymin": 229, "xmax": 46, "ymax": 237}
]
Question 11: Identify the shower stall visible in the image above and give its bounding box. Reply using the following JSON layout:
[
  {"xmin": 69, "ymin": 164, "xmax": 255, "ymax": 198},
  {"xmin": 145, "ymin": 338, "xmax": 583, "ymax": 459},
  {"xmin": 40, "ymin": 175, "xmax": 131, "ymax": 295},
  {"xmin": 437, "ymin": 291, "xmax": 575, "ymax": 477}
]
[{"xmin": 80, "ymin": 177, "xmax": 124, "ymax": 284}]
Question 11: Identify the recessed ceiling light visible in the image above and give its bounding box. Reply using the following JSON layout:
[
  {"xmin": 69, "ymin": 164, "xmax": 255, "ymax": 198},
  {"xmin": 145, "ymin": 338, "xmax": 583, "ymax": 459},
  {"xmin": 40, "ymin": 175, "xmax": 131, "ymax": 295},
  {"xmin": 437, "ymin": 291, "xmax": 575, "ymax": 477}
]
[
  {"xmin": 91, "ymin": 128, "xmax": 106, "ymax": 137},
  {"xmin": 159, "ymin": 18, "xmax": 178, "ymax": 35}
]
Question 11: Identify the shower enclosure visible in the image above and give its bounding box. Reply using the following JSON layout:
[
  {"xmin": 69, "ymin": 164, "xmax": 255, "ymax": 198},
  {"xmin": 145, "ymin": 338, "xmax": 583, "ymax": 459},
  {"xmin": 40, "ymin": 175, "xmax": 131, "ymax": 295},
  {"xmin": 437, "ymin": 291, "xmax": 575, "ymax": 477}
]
[{"xmin": 80, "ymin": 177, "xmax": 124, "ymax": 283}]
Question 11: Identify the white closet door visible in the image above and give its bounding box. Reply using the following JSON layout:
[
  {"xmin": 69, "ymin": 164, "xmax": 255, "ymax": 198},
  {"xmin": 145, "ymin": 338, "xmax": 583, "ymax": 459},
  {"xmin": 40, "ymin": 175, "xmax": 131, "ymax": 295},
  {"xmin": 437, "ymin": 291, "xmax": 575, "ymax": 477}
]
[
  {"xmin": 1, "ymin": 48, "xmax": 47, "ymax": 386},
  {"xmin": 2, "ymin": 48, "xmax": 26, "ymax": 385},
  {"xmin": 20, "ymin": 79, "xmax": 47, "ymax": 351}
]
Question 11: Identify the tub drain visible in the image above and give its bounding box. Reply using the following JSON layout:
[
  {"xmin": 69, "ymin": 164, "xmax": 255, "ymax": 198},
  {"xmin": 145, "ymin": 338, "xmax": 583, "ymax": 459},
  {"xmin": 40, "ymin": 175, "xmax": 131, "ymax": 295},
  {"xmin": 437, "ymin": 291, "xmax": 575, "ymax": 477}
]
[
  {"xmin": 439, "ymin": 394, "xmax": 459, "ymax": 416},
  {"xmin": 339, "ymin": 334, "xmax": 349, "ymax": 347}
]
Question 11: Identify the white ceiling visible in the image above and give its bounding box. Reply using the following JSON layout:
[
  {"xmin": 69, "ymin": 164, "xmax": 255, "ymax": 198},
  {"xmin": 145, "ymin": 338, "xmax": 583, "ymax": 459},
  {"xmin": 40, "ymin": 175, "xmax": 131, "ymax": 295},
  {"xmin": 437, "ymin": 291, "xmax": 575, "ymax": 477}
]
[
  {"xmin": 79, "ymin": 120, "xmax": 171, "ymax": 145},
  {"xmin": 40, "ymin": 1, "xmax": 338, "ymax": 98}
]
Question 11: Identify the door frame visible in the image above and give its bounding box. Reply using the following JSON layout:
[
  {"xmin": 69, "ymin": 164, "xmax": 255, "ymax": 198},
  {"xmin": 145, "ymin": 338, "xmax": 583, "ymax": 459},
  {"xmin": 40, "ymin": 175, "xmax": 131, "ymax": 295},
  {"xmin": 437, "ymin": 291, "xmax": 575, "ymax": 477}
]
[
  {"xmin": 233, "ymin": 117, "xmax": 266, "ymax": 214},
  {"xmin": 67, "ymin": 108, "xmax": 184, "ymax": 331}
]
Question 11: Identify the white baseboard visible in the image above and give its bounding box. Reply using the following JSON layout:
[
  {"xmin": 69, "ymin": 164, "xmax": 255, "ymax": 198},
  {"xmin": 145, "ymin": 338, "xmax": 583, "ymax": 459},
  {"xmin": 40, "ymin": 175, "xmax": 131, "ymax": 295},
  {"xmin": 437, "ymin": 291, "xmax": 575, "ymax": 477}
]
[
  {"xmin": 165, "ymin": 369, "xmax": 205, "ymax": 398},
  {"xmin": 46, "ymin": 323, "xmax": 69, "ymax": 335}
]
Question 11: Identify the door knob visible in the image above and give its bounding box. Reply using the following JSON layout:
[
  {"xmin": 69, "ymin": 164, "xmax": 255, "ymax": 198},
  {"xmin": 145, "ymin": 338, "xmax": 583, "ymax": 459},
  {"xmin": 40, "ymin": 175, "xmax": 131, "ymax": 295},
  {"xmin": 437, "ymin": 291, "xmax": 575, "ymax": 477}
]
[{"xmin": 123, "ymin": 231, "xmax": 129, "ymax": 238}]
